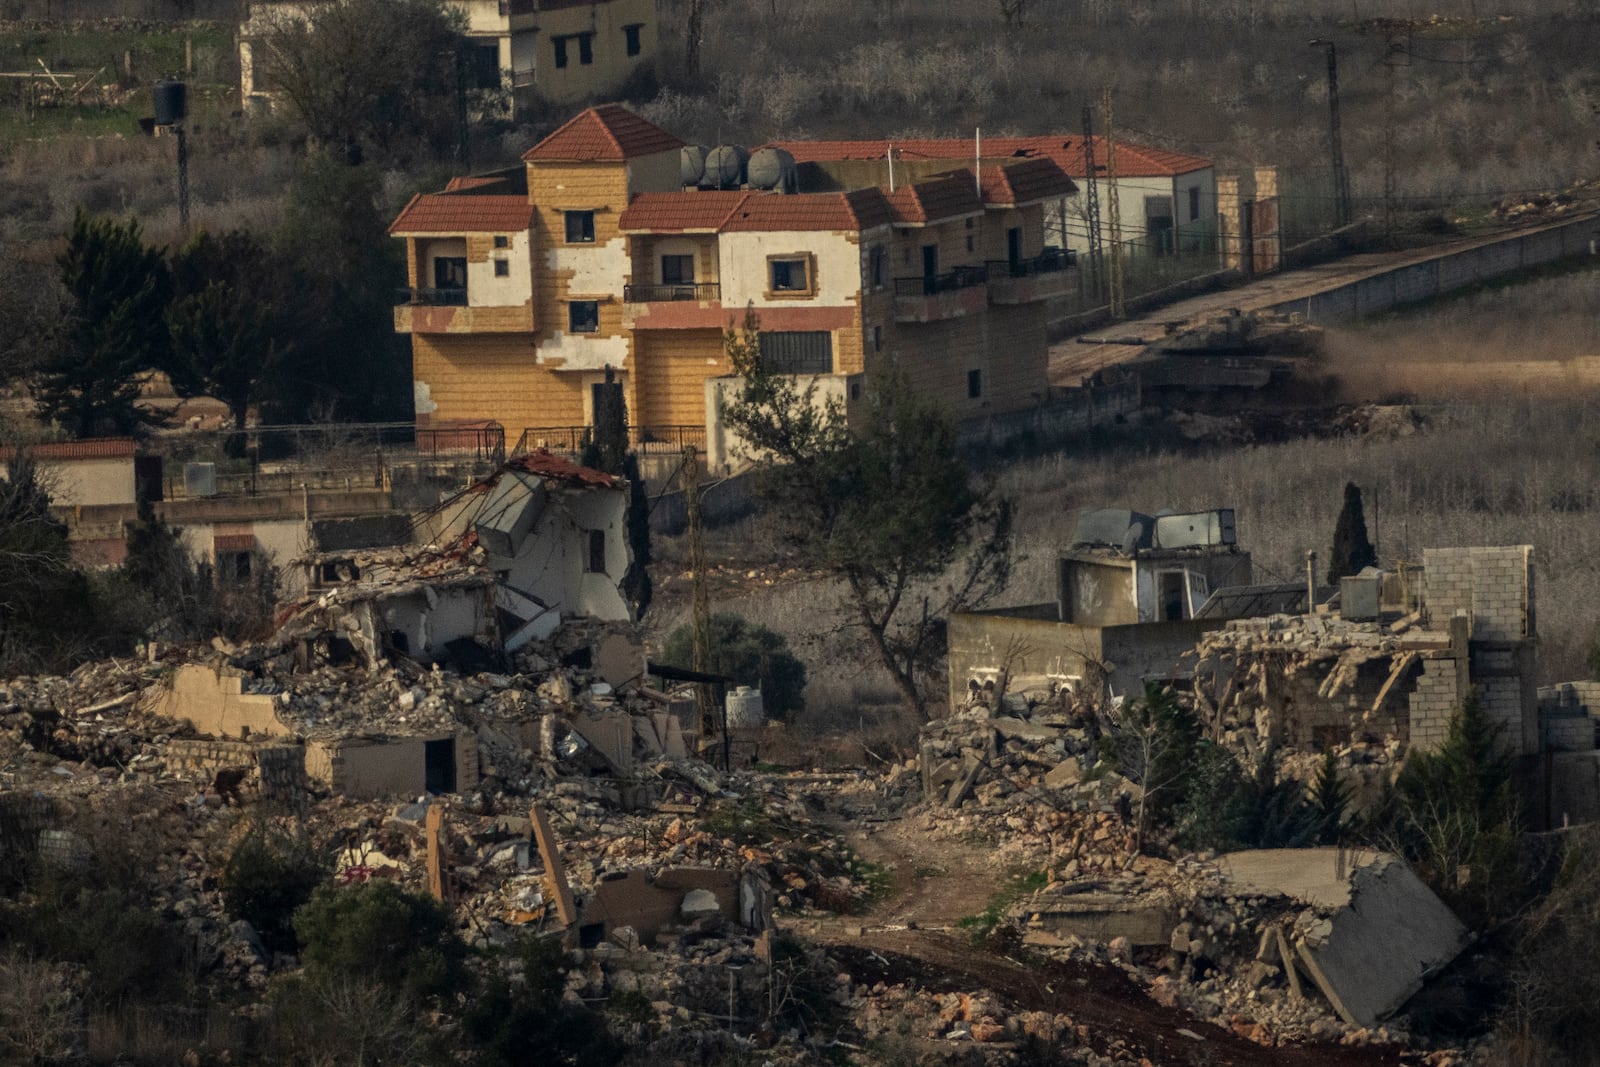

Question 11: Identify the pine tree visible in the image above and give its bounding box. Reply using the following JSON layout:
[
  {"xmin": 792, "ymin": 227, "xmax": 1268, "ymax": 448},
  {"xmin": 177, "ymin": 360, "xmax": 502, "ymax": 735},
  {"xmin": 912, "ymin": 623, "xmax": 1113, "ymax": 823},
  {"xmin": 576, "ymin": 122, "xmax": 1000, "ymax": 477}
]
[
  {"xmin": 1327, "ymin": 481, "xmax": 1378, "ymax": 584},
  {"xmin": 33, "ymin": 211, "xmax": 170, "ymax": 438}
]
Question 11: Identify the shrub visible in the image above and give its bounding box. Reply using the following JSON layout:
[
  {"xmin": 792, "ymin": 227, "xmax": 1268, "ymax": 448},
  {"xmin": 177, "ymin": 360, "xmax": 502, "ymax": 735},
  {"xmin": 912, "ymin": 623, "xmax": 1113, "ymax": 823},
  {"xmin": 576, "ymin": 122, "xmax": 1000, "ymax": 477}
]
[
  {"xmin": 661, "ymin": 612, "xmax": 807, "ymax": 720},
  {"xmin": 459, "ymin": 934, "xmax": 622, "ymax": 1067},
  {"xmin": 291, "ymin": 880, "xmax": 466, "ymax": 1004},
  {"xmin": 221, "ymin": 821, "xmax": 329, "ymax": 954}
]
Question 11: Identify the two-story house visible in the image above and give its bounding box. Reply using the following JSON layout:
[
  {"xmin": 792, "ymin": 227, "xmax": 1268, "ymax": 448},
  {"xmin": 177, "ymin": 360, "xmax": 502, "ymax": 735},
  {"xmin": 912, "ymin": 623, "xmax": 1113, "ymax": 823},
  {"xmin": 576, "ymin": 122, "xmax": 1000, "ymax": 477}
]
[
  {"xmin": 240, "ymin": 0, "xmax": 657, "ymax": 117},
  {"xmin": 389, "ymin": 105, "xmax": 1076, "ymax": 467}
]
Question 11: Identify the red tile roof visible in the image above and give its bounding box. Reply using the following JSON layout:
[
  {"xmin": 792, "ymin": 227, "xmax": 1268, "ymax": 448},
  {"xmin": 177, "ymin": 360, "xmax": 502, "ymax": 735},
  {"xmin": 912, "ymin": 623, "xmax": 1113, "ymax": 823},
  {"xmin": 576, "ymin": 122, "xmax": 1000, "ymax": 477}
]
[
  {"xmin": 886, "ymin": 171, "xmax": 984, "ymax": 225},
  {"xmin": 980, "ymin": 157, "xmax": 1076, "ymax": 206},
  {"xmin": 619, "ymin": 191, "xmax": 750, "ymax": 233},
  {"xmin": 505, "ymin": 449, "xmax": 620, "ymax": 488},
  {"xmin": 389, "ymin": 194, "xmax": 535, "ymax": 235},
  {"xmin": 771, "ymin": 135, "xmax": 1211, "ymax": 179},
  {"xmin": 444, "ymin": 175, "xmax": 508, "ymax": 192},
  {"xmin": 522, "ymin": 104, "xmax": 685, "ymax": 163},
  {"xmin": 0, "ymin": 437, "xmax": 137, "ymax": 461},
  {"xmin": 719, "ymin": 189, "xmax": 893, "ymax": 232}
]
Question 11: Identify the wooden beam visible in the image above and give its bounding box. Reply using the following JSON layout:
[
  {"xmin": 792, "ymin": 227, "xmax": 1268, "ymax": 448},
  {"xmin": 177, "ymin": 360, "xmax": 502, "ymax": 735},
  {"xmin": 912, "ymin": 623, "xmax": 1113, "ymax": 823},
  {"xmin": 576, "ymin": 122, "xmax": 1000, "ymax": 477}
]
[
  {"xmin": 530, "ymin": 804, "xmax": 578, "ymax": 927},
  {"xmin": 425, "ymin": 803, "xmax": 447, "ymax": 902}
]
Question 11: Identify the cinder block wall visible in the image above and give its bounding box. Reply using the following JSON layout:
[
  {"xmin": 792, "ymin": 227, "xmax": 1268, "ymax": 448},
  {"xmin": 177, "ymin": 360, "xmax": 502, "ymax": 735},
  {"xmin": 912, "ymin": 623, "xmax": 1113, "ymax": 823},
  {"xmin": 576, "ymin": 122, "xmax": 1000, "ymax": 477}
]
[
  {"xmin": 1423, "ymin": 546, "xmax": 1533, "ymax": 641},
  {"xmin": 1407, "ymin": 658, "xmax": 1461, "ymax": 752}
]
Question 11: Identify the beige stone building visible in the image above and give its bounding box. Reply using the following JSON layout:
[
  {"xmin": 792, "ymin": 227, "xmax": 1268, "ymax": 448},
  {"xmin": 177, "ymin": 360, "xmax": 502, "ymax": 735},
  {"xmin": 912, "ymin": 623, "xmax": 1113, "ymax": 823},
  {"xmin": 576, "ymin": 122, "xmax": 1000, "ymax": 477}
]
[
  {"xmin": 391, "ymin": 105, "xmax": 1078, "ymax": 467},
  {"xmin": 239, "ymin": 0, "xmax": 658, "ymax": 116}
]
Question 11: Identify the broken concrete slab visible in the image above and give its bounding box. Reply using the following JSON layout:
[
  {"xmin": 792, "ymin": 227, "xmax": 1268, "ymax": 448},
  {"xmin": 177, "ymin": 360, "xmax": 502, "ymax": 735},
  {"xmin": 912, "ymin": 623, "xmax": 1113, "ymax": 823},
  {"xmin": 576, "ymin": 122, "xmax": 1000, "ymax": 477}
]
[
  {"xmin": 992, "ymin": 716, "xmax": 1060, "ymax": 742},
  {"xmin": 1219, "ymin": 848, "xmax": 1468, "ymax": 1027},
  {"xmin": 1043, "ymin": 759, "xmax": 1083, "ymax": 789}
]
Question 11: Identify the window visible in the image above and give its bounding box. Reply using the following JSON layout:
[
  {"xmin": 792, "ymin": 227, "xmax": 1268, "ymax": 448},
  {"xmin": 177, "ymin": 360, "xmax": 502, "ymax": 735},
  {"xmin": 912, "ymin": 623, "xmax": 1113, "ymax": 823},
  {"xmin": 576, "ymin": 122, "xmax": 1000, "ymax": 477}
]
[
  {"xmin": 868, "ymin": 246, "xmax": 886, "ymax": 289},
  {"xmin": 577, "ymin": 32, "xmax": 594, "ymax": 65},
  {"xmin": 1189, "ymin": 186, "xmax": 1201, "ymax": 222},
  {"xmin": 767, "ymin": 254, "xmax": 812, "ymax": 295},
  {"xmin": 758, "ymin": 331, "xmax": 832, "ymax": 374},
  {"xmin": 623, "ymin": 23, "xmax": 642, "ymax": 57},
  {"xmin": 564, "ymin": 210, "xmax": 595, "ymax": 243},
  {"xmin": 553, "ymin": 35, "xmax": 568, "ymax": 68},
  {"xmin": 586, "ymin": 529, "xmax": 607, "ymax": 573},
  {"xmin": 872, "ymin": 325, "xmax": 882, "ymax": 352},
  {"xmin": 493, "ymin": 259, "xmax": 510, "ymax": 277},
  {"xmin": 220, "ymin": 551, "xmax": 252, "ymax": 581},
  {"xmin": 660, "ymin": 254, "xmax": 693, "ymax": 284},
  {"xmin": 965, "ymin": 235, "xmax": 974, "ymax": 252},
  {"xmin": 568, "ymin": 300, "xmax": 599, "ymax": 333},
  {"xmin": 493, "ymin": 235, "xmax": 509, "ymax": 249},
  {"xmin": 967, "ymin": 369, "xmax": 982, "ymax": 399},
  {"xmin": 433, "ymin": 256, "xmax": 467, "ymax": 291}
]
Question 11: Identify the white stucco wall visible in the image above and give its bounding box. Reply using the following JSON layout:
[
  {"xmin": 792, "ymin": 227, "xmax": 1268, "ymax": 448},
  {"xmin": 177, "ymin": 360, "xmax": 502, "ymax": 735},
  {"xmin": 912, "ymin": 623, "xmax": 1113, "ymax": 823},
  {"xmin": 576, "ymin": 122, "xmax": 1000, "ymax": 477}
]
[
  {"xmin": 1048, "ymin": 168, "xmax": 1215, "ymax": 256},
  {"xmin": 717, "ymin": 230, "xmax": 861, "ymax": 308},
  {"xmin": 470, "ymin": 230, "xmax": 532, "ymax": 307},
  {"xmin": 34, "ymin": 456, "xmax": 136, "ymax": 507},
  {"xmin": 502, "ymin": 487, "xmax": 630, "ymax": 622}
]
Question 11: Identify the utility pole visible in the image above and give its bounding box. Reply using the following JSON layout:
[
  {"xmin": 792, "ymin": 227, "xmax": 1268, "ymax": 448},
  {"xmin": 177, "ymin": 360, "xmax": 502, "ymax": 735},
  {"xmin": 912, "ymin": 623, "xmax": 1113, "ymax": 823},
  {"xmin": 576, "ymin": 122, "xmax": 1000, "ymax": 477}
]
[
  {"xmin": 1310, "ymin": 39, "xmax": 1349, "ymax": 228},
  {"xmin": 1101, "ymin": 87, "xmax": 1125, "ymax": 320},
  {"xmin": 1081, "ymin": 105, "xmax": 1103, "ymax": 302},
  {"xmin": 683, "ymin": 445, "xmax": 724, "ymax": 768}
]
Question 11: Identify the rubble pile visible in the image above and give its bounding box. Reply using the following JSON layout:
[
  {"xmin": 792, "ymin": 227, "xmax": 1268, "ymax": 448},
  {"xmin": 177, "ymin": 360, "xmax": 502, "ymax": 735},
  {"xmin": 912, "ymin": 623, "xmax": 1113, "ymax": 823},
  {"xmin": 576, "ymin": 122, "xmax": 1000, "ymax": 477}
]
[{"xmin": 0, "ymin": 658, "xmax": 171, "ymax": 784}]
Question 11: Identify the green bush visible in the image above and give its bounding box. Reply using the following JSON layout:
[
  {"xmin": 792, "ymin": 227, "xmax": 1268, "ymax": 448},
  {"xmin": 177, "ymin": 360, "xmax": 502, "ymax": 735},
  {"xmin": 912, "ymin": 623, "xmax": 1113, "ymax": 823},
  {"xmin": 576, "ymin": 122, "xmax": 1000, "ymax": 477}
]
[
  {"xmin": 291, "ymin": 881, "xmax": 466, "ymax": 1004},
  {"xmin": 661, "ymin": 613, "xmax": 807, "ymax": 720},
  {"xmin": 222, "ymin": 822, "xmax": 329, "ymax": 954},
  {"xmin": 459, "ymin": 935, "xmax": 622, "ymax": 1067}
]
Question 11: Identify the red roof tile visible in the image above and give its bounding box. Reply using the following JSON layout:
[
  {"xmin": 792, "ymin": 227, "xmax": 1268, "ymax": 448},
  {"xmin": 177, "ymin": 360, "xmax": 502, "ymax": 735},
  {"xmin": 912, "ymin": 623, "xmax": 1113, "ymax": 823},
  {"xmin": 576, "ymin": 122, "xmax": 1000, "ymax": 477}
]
[
  {"xmin": 886, "ymin": 171, "xmax": 985, "ymax": 225},
  {"xmin": 445, "ymin": 175, "xmax": 507, "ymax": 192},
  {"xmin": 980, "ymin": 157, "xmax": 1076, "ymax": 206},
  {"xmin": 523, "ymin": 104, "xmax": 685, "ymax": 163},
  {"xmin": 719, "ymin": 189, "xmax": 892, "ymax": 233},
  {"xmin": 389, "ymin": 194, "xmax": 534, "ymax": 235},
  {"xmin": 619, "ymin": 191, "xmax": 750, "ymax": 233},
  {"xmin": 0, "ymin": 437, "xmax": 137, "ymax": 461},
  {"xmin": 770, "ymin": 135, "xmax": 1211, "ymax": 179},
  {"xmin": 506, "ymin": 449, "xmax": 620, "ymax": 488}
]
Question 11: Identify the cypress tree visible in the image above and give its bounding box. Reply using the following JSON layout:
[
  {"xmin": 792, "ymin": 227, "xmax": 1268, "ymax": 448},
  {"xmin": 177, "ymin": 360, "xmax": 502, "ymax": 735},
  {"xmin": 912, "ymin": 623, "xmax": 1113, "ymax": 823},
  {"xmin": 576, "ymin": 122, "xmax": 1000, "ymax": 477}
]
[{"xmin": 1328, "ymin": 481, "xmax": 1378, "ymax": 584}]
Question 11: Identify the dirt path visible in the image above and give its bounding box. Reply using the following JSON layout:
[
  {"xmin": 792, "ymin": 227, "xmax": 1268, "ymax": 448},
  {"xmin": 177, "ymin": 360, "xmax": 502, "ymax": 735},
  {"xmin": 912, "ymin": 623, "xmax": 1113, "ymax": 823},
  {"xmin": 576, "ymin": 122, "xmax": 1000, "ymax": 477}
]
[{"xmin": 782, "ymin": 806, "xmax": 1405, "ymax": 1066}]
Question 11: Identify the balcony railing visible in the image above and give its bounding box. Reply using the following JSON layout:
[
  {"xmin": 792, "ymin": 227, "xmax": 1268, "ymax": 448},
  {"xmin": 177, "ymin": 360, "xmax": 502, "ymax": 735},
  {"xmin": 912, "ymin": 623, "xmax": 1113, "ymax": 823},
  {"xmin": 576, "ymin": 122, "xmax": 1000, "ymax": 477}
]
[
  {"xmin": 986, "ymin": 247, "xmax": 1076, "ymax": 279},
  {"xmin": 623, "ymin": 282, "xmax": 721, "ymax": 303},
  {"xmin": 512, "ymin": 425, "xmax": 707, "ymax": 458},
  {"xmin": 892, "ymin": 265, "xmax": 988, "ymax": 298},
  {"xmin": 396, "ymin": 287, "xmax": 468, "ymax": 306}
]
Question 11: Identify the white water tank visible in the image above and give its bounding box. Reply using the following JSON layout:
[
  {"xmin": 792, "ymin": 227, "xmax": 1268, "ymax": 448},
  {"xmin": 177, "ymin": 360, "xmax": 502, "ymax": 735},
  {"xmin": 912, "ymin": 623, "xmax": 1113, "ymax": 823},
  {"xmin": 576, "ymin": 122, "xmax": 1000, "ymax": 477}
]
[{"xmin": 725, "ymin": 685, "xmax": 765, "ymax": 728}]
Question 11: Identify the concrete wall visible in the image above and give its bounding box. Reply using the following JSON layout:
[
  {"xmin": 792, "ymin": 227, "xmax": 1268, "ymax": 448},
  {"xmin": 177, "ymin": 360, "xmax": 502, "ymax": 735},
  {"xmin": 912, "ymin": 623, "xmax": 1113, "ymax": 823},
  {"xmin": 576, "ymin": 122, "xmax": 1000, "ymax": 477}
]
[
  {"xmin": 35, "ymin": 455, "xmax": 137, "ymax": 507},
  {"xmin": 1424, "ymin": 546, "xmax": 1534, "ymax": 642},
  {"xmin": 957, "ymin": 380, "xmax": 1141, "ymax": 455},
  {"xmin": 718, "ymin": 229, "xmax": 862, "ymax": 309},
  {"xmin": 148, "ymin": 663, "xmax": 287, "ymax": 739},
  {"xmin": 1264, "ymin": 213, "xmax": 1600, "ymax": 324},
  {"xmin": 535, "ymin": 0, "xmax": 658, "ymax": 105},
  {"xmin": 306, "ymin": 730, "xmax": 479, "ymax": 798}
]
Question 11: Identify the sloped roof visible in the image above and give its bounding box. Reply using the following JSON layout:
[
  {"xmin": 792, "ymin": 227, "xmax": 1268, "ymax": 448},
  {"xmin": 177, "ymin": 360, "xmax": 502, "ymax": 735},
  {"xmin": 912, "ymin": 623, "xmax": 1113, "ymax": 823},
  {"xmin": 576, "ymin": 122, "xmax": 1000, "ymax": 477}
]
[
  {"xmin": 522, "ymin": 104, "xmax": 685, "ymax": 163},
  {"xmin": 772, "ymin": 135, "xmax": 1211, "ymax": 179},
  {"xmin": 980, "ymin": 157, "xmax": 1076, "ymax": 206},
  {"xmin": 886, "ymin": 171, "xmax": 985, "ymax": 225},
  {"xmin": 389, "ymin": 194, "xmax": 534, "ymax": 235},
  {"xmin": 445, "ymin": 175, "xmax": 508, "ymax": 192},
  {"xmin": 505, "ymin": 448, "xmax": 620, "ymax": 488},
  {"xmin": 719, "ymin": 188, "xmax": 893, "ymax": 232},
  {"xmin": 618, "ymin": 191, "xmax": 750, "ymax": 233},
  {"xmin": 0, "ymin": 437, "xmax": 137, "ymax": 461}
]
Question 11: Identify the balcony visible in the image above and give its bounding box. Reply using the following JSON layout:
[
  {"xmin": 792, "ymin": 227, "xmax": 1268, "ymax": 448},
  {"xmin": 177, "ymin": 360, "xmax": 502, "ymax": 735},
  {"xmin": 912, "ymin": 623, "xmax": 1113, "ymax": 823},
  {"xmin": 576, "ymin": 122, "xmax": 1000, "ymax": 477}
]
[
  {"xmin": 892, "ymin": 265, "xmax": 989, "ymax": 324},
  {"xmin": 621, "ymin": 281, "xmax": 726, "ymax": 330},
  {"xmin": 985, "ymin": 248, "xmax": 1076, "ymax": 305},
  {"xmin": 394, "ymin": 288, "xmax": 532, "ymax": 334}
]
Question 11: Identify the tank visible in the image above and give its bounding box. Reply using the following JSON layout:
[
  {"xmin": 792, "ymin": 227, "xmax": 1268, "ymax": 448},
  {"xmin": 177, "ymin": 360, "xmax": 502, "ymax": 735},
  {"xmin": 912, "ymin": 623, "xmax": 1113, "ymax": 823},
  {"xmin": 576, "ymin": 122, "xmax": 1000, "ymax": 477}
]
[
  {"xmin": 724, "ymin": 686, "xmax": 766, "ymax": 728},
  {"xmin": 680, "ymin": 145, "xmax": 710, "ymax": 187},
  {"xmin": 705, "ymin": 144, "xmax": 749, "ymax": 189},
  {"xmin": 153, "ymin": 79, "xmax": 188, "ymax": 126},
  {"xmin": 747, "ymin": 146, "xmax": 796, "ymax": 193}
]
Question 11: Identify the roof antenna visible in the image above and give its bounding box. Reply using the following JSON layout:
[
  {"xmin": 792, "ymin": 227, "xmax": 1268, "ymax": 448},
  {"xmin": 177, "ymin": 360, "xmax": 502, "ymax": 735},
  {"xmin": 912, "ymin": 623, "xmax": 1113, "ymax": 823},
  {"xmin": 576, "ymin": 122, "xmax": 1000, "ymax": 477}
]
[
  {"xmin": 887, "ymin": 144, "xmax": 895, "ymax": 193},
  {"xmin": 974, "ymin": 127, "xmax": 981, "ymax": 196}
]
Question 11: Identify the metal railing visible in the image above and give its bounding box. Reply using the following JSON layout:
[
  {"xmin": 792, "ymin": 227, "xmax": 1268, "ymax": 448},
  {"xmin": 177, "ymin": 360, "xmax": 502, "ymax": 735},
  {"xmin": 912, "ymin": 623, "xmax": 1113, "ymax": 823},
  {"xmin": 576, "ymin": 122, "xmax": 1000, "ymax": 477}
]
[
  {"xmin": 395, "ymin": 287, "xmax": 468, "ymax": 306},
  {"xmin": 986, "ymin": 247, "xmax": 1076, "ymax": 279},
  {"xmin": 623, "ymin": 281, "xmax": 721, "ymax": 303},
  {"xmin": 512, "ymin": 424, "xmax": 706, "ymax": 458},
  {"xmin": 892, "ymin": 264, "xmax": 988, "ymax": 298}
]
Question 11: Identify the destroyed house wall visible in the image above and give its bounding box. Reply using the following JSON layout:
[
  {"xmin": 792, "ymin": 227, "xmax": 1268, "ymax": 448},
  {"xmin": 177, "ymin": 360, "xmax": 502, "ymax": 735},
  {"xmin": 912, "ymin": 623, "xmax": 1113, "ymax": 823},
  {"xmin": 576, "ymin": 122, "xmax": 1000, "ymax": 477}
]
[
  {"xmin": 1058, "ymin": 558, "xmax": 1136, "ymax": 626},
  {"xmin": 305, "ymin": 730, "xmax": 480, "ymax": 798},
  {"xmin": 148, "ymin": 663, "xmax": 288, "ymax": 740},
  {"xmin": 374, "ymin": 585, "xmax": 493, "ymax": 662},
  {"xmin": 1423, "ymin": 546, "xmax": 1533, "ymax": 642}
]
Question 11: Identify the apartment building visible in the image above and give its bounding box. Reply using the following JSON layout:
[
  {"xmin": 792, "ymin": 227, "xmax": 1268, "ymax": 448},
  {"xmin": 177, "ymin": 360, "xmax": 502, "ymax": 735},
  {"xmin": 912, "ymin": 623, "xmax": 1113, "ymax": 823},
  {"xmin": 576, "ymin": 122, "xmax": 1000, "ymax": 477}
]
[
  {"xmin": 389, "ymin": 105, "xmax": 1076, "ymax": 465},
  {"xmin": 240, "ymin": 0, "xmax": 657, "ymax": 116}
]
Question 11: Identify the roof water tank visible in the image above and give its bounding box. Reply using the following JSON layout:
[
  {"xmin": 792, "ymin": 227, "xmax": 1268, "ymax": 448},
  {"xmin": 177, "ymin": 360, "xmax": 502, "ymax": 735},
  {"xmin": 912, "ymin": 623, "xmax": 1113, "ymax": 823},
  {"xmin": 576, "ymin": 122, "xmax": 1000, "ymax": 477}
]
[
  {"xmin": 153, "ymin": 80, "xmax": 188, "ymax": 126},
  {"xmin": 747, "ymin": 146, "xmax": 796, "ymax": 192},
  {"xmin": 705, "ymin": 144, "xmax": 749, "ymax": 189},
  {"xmin": 725, "ymin": 686, "xmax": 765, "ymax": 728},
  {"xmin": 680, "ymin": 145, "xmax": 710, "ymax": 187}
]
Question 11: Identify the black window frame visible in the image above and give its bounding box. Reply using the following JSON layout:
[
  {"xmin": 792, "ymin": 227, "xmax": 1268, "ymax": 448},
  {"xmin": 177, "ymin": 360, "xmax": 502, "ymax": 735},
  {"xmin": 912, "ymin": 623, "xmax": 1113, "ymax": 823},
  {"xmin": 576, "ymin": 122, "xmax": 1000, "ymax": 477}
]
[
  {"xmin": 433, "ymin": 255, "xmax": 467, "ymax": 292},
  {"xmin": 493, "ymin": 258, "xmax": 510, "ymax": 277},
  {"xmin": 586, "ymin": 529, "xmax": 607, "ymax": 573},
  {"xmin": 552, "ymin": 35, "xmax": 568, "ymax": 69},
  {"xmin": 577, "ymin": 32, "xmax": 594, "ymax": 65},
  {"xmin": 493, "ymin": 234, "xmax": 509, "ymax": 249},
  {"xmin": 967, "ymin": 369, "xmax": 983, "ymax": 399},
  {"xmin": 568, "ymin": 300, "xmax": 600, "ymax": 334},
  {"xmin": 769, "ymin": 256, "xmax": 810, "ymax": 293},
  {"xmin": 1189, "ymin": 185, "xmax": 1201, "ymax": 222},
  {"xmin": 758, "ymin": 331, "xmax": 832, "ymax": 375},
  {"xmin": 623, "ymin": 23, "xmax": 642, "ymax": 57},
  {"xmin": 564, "ymin": 210, "xmax": 595, "ymax": 244},
  {"xmin": 869, "ymin": 245, "xmax": 886, "ymax": 288},
  {"xmin": 660, "ymin": 254, "xmax": 694, "ymax": 285}
]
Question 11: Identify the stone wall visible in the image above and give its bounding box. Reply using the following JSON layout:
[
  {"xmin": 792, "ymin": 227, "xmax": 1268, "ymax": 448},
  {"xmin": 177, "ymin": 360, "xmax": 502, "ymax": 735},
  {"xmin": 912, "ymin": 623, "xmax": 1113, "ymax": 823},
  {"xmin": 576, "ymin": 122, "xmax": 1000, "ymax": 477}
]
[
  {"xmin": 258, "ymin": 745, "xmax": 309, "ymax": 810},
  {"xmin": 1407, "ymin": 656, "xmax": 1464, "ymax": 753},
  {"xmin": 165, "ymin": 738, "xmax": 260, "ymax": 775}
]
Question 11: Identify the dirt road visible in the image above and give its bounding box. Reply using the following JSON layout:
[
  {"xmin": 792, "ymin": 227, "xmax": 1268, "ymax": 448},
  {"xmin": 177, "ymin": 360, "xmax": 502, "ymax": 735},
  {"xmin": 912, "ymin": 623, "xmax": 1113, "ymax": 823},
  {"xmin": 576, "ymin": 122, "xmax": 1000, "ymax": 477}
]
[{"xmin": 786, "ymin": 809, "xmax": 1408, "ymax": 1066}]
